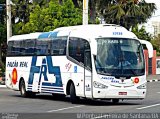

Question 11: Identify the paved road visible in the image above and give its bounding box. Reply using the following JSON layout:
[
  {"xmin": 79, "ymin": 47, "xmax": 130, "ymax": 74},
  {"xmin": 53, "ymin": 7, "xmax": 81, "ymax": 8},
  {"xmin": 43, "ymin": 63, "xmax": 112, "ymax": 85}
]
[{"xmin": 0, "ymin": 82, "xmax": 160, "ymax": 119}]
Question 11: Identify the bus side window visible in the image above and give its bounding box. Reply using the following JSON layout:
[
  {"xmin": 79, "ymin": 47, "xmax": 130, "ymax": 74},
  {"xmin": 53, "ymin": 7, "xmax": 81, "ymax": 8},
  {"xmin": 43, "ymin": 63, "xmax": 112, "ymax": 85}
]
[
  {"xmin": 8, "ymin": 40, "xmax": 28, "ymax": 56},
  {"xmin": 51, "ymin": 40, "xmax": 58, "ymax": 55},
  {"xmin": 7, "ymin": 41, "xmax": 14, "ymax": 56},
  {"xmin": 19, "ymin": 40, "xmax": 25, "ymax": 55},
  {"xmin": 84, "ymin": 41, "xmax": 92, "ymax": 70},
  {"xmin": 51, "ymin": 37, "xmax": 67, "ymax": 56},
  {"xmin": 36, "ymin": 40, "xmax": 50, "ymax": 56},
  {"xmin": 69, "ymin": 38, "xmax": 83, "ymax": 63},
  {"xmin": 13, "ymin": 41, "xmax": 21, "ymax": 56},
  {"xmin": 24, "ymin": 39, "xmax": 36, "ymax": 56},
  {"xmin": 69, "ymin": 37, "xmax": 90, "ymax": 66}
]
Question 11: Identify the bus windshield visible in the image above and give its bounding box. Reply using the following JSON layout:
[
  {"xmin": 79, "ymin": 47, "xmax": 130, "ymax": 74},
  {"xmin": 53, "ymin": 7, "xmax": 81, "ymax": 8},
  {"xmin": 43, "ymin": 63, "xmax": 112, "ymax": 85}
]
[{"xmin": 95, "ymin": 38, "xmax": 145, "ymax": 77}]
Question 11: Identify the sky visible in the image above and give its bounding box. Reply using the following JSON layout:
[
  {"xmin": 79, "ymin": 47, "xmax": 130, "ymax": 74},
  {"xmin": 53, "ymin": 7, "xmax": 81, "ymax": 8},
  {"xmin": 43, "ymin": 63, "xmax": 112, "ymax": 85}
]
[
  {"xmin": 140, "ymin": 0, "xmax": 160, "ymax": 34},
  {"xmin": 145, "ymin": 0, "xmax": 160, "ymax": 22}
]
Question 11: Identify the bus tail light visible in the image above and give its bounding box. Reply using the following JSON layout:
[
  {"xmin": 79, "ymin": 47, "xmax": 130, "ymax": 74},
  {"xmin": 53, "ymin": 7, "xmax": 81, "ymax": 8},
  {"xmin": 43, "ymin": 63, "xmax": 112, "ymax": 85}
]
[
  {"xmin": 134, "ymin": 78, "xmax": 139, "ymax": 84},
  {"xmin": 12, "ymin": 68, "xmax": 18, "ymax": 85}
]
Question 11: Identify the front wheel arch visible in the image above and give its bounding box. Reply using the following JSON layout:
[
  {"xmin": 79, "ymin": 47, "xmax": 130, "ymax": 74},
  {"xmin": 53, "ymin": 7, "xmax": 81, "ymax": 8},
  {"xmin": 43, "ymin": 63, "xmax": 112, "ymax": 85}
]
[
  {"xmin": 70, "ymin": 82, "xmax": 79, "ymax": 104},
  {"xmin": 66, "ymin": 80, "xmax": 74, "ymax": 95},
  {"xmin": 19, "ymin": 77, "xmax": 25, "ymax": 91},
  {"xmin": 19, "ymin": 78, "xmax": 35, "ymax": 97},
  {"xmin": 19, "ymin": 78, "xmax": 27, "ymax": 97}
]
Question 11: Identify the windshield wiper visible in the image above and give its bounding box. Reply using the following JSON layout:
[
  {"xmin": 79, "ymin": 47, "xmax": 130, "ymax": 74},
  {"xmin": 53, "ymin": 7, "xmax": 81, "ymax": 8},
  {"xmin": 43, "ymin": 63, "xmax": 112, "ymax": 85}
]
[{"xmin": 129, "ymin": 68, "xmax": 137, "ymax": 76}]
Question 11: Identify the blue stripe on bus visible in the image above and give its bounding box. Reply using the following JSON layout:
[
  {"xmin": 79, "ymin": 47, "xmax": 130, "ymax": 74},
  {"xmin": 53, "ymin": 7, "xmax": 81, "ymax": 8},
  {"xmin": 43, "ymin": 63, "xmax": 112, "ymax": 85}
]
[
  {"xmin": 27, "ymin": 86, "xmax": 63, "ymax": 91},
  {"xmin": 27, "ymin": 85, "xmax": 63, "ymax": 90},
  {"xmin": 38, "ymin": 31, "xmax": 59, "ymax": 39},
  {"xmin": 27, "ymin": 89, "xmax": 32, "ymax": 91},
  {"xmin": 38, "ymin": 32, "xmax": 51, "ymax": 39},
  {"xmin": 41, "ymin": 91, "xmax": 64, "ymax": 94},
  {"xmin": 49, "ymin": 32, "xmax": 59, "ymax": 38},
  {"xmin": 41, "ymin": 89, "xmax": 64, "ymax": 93},
  {"xmin": 41, "ymin": 87, "xmax": 63, "ymax": 90},
  {"xmin": 26, "ymin": 89, "xmax": 64, "ymax": 94},
  {"xmin": 41, "ymin": 89, "xmax": 64, "ymax": 92},
  {"xmin": 42, "ymin": 82, "xmax": 62, "ymax": 87}
]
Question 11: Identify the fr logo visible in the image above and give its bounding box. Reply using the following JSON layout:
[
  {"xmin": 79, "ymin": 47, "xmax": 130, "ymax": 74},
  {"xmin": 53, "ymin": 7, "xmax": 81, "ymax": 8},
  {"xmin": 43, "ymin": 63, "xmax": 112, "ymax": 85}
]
[{"xmin": 28, "ymin": 56, "xmax": 62, "ymax": 87}]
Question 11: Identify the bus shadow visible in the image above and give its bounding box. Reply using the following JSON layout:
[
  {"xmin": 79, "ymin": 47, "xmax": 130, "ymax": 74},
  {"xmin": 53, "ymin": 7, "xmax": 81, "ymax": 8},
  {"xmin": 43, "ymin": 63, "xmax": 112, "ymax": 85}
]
[
  {"xmin": 79, "ymin": 99, "xmax": 141, "ymax": 106},
  {"xmin": 14, "ymin": 93, "xmax": 142, "ymax": 106},
  {"xmin": 36, "ymin": 94, "xmax": 71, "ymax": 102},
  {"xmin": 15, "ymin": 94, "xmax": 70, "ymax": 102}
]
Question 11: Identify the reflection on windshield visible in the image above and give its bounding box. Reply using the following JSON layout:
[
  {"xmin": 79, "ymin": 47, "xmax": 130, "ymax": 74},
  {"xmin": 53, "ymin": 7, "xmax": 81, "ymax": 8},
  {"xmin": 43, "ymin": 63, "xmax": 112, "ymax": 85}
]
[{"xmin": 95, "ymin": 38, "xmax": 145, "ymax": 77}]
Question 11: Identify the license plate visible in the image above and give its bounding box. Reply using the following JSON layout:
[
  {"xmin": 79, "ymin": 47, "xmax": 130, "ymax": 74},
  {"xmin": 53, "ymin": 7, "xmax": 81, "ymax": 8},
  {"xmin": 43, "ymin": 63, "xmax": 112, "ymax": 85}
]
[{"xmin": 119, "ymin": 92, "xmax": 127, "ymax": 95}]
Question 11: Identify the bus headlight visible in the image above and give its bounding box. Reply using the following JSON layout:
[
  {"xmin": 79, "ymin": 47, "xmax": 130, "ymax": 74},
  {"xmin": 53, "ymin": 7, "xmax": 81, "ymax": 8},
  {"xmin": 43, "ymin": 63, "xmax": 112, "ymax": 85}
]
[
  {"xmin": 137, "ymin": 83, "xmax": 147, "ymax": 89},
  {"xmin": 93, "ymin": 81, "xmax": 108, "ymax": 89}
]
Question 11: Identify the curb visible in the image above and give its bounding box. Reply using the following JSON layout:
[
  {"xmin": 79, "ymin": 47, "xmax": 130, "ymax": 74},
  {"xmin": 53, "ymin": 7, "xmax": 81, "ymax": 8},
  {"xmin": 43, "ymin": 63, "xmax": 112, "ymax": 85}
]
[
  {"xmin": 147, "ymin": 79, "xmax": 160, "ymax": 82},
  {"xmin": 0, "ymin": 85, "xmax": 6, "ymax": 88}
]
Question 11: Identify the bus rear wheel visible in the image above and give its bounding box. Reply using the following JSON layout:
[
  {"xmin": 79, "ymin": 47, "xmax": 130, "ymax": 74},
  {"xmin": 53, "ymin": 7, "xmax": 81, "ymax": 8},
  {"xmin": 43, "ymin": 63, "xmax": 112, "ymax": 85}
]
[
  {"xmin": 20, "ymin": 80, "xmax": 35, "ymax": 97},
  {"xmin": 70, "ymin": 83, "xmax": 79, "ymax": 104}
]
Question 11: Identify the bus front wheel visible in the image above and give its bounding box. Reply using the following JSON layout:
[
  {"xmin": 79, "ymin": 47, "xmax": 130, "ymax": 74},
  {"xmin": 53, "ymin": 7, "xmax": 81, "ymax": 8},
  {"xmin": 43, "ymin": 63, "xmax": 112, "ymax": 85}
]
[{"xmin": 70, "ymin": 83, "xmax": 79, "ymax": 104}]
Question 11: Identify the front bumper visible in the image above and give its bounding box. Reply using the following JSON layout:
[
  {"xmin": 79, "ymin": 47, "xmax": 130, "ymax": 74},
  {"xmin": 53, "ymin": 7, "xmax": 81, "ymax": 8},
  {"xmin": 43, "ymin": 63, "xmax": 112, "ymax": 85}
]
[{"xmin": 93, "ymin": 88, "xmax": 146, "ymax": 99}]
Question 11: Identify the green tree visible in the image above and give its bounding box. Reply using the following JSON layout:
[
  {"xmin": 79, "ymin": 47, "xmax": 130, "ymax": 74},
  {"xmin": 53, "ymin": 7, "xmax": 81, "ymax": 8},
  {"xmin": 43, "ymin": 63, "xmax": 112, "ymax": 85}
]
[
  {"xmin": 151, "ymin": 34, "xmax": 160, "ymax": 56},
  {"xmin": 11, "ymin": 0, "xmax": 80, "ymax": 25},
  {"xmin": 15, "ymin": 0, "xmax": 82, "ymax": 34},
  {"xmin": 0, "ymin": 0, "xmax": 6, "ymax": 75},
  {"xmin": 131, "ymin": 25, "xmax": 152, "ymax": 42},
  {"xmin": 70, "ymin": 0, "xmax": 156, "ymax": 26},
  {"xmin": 63, "ymin": 0, "xmax": 98, "ymax": 23},
  {"xmin": 32, "ymin": 0, "xmax": 50, "ymax": 7},
  {"xmin": 97, "ymin": 0, "xmax": 156, "ymax": 30},
  {"xmin": 11, "ymin": 0, "xmax": 33, "ymax": 24},
  {"xmin": 0, "ymin": 24, "xmax": 6, "ymax": 76}
]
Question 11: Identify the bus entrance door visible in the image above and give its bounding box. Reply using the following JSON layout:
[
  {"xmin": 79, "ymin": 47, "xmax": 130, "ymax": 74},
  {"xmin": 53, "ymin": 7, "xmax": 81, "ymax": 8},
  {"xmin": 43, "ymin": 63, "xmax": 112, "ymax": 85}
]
[
  {"xmin": 84, "ymin": 50, "xmax": 92, "ymax": 98},
  {"xmin": 84, "ymin": 70, "xmax": 92, "ymax": 98}
]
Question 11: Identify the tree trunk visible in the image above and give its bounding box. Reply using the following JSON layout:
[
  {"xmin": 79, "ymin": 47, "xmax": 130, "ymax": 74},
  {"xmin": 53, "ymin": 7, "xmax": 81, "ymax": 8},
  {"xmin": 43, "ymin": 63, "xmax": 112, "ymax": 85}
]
[
  {"xmin": 0, "ymin": 44, "xmax": 2, "ymax": 62},
  {"xmin": 59, "ymin": 0, "xmax": 62, "ymax": 4},
  {"xmin": 72, "ymin": 0, "xmax": 79, "ymax": 8},
  {"xmin": 0, "ymin": 44, "xmax": 5, "ymax": 74},
  {"xmin": 90, "ymin": 0, "xmax": 96, "ymax": 23}
]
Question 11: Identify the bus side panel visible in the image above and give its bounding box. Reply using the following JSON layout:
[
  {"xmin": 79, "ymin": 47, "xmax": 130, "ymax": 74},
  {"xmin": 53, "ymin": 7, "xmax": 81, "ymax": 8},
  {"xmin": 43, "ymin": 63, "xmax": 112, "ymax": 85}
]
[
  {"xmin": 48, "ymin": 56, "xmax": 85, "ymax": 97},
  {"xmin": 5, "ymin": 57, "xmax": 32, "ymax": 91},
  {"xmin": 6, "ymin": 56, "xmax": 85, "ymax": 97}
]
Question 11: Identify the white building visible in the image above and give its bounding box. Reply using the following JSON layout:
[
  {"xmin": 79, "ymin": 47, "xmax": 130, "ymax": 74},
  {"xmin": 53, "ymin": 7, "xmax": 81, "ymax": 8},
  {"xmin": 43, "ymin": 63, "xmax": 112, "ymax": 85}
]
[
  {"xmin": 143, "ymin": 22, "xmax": 154, "ymax": 36},
  {"xmin": 152, "ymin": 21, "xmax": 160, "ymax": 37}
]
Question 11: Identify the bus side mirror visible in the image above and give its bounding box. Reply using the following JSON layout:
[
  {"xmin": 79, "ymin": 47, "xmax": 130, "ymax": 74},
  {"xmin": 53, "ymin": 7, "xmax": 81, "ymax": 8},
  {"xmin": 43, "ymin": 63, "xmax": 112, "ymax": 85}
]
[{"xmin": 139, "ymin": 39, "xmax": 153, "ymax": 58}]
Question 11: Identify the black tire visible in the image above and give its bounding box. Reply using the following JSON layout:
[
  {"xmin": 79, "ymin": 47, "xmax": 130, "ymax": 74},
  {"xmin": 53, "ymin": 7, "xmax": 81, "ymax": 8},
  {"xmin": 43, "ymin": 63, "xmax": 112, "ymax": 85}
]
[
  {"xmin": 70, "ymin": 83, "xmax": 79, "ymax": 104},
  {"xmin": 112, "ymin": 99, "xmax": 119, "ymax": 104},
  {"xmin": 20, "ymin": 80, "xmax": 35, "ymax": 98}
]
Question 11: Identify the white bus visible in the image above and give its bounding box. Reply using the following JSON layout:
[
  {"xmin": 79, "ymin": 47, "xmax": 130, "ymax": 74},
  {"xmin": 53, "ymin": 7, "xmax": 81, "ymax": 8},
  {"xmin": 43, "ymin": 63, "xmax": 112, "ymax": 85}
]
[{"xmin": 6, "ymin": 24, "xmax": 153, "ymax": 103}]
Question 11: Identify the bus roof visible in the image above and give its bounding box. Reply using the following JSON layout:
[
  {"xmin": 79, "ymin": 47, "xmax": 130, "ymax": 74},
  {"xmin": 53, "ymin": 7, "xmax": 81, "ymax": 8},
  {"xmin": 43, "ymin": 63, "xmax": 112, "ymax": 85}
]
[
  {"xmin": 8, "ymin": 24, "xmax": 138, "ymax": 42},
  {"xmin": 8, "ymin": 32, "xmax": 42, "ymax": 42},
  {"xmin": 51, "ymin": 24, "xmax": 138, "ymax": 40}
]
